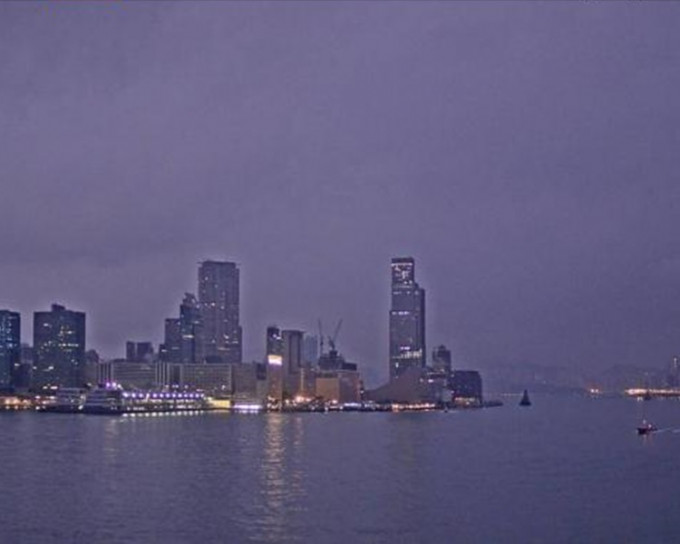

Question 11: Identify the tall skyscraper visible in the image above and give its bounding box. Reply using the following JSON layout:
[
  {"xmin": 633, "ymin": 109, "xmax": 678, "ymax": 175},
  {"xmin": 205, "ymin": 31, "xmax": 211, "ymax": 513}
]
[
  {"xmin": 265, "ymin": 325, "xmax": 283, "ymax": 401},
  {"xmin": 389, "ymin": 257, "xmax": 426, "ymax": 379},
  {"xmin": 180, "ymin": 293, "xmax": 203, "ymax": 364},
  {"xmin": 282, "ymin": 329, "xmax": 303, "ymax": 379},
  {"xmin": 0, "ymin": 310, "xmax": 20, "ymax": 390},
  {"xmin": 198, "ymin": 260, "xmax": 242, "ymax": 364},
  {"xmin": 33, "ymin": 304, "xmax": 85, "ymax": 390}
]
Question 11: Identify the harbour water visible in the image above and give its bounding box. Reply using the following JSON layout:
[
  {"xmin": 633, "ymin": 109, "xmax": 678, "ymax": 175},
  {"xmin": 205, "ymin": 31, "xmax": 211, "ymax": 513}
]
[{"xmin": 3, "ymin": 395, "xmax": 680, "ymax": 543}]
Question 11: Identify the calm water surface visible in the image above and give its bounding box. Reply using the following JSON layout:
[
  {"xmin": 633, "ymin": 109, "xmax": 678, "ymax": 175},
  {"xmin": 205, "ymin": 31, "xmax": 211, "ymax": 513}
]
[{"xmin": 2, "ymin": 395, "xmax": 680, "ymax": 543}]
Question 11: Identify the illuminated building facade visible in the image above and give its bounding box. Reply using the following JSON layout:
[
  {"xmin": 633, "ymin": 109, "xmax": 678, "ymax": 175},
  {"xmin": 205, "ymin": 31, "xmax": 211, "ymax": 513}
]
[
  {"xmin": 0, "ymin": 310, "xmax": 20, "ymax": 390},
  {"xmin": 33, "ymin": 304, "xmax": 86, "ymax": 391},
  {"xmin": 198, "ymin": 260, "xmax": 242, "ymax": 364},
  {"xmin": 266, "ymin": 325, "xmax": 283, "ymax": 400},
  {"xmin": 389, "ymin": 257, "xmax": 426, "ymax": 379},
  {"xmin": 450, "ymin": 370, "xmax": 483, "ymax": 407}
]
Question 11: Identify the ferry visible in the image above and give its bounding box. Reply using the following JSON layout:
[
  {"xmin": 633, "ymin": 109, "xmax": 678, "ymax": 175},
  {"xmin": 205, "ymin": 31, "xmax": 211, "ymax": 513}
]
[
  {"xmin": 42, "ymin": 388, "xmax": 87, "ymax": 413},
  {"xmin": 81, "ymin": 385, "xmax": 212, "ymax": 415}
]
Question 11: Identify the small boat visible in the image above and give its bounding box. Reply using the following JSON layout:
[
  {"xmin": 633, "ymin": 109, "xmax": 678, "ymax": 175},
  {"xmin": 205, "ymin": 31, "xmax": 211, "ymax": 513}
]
[
  {"xmin": 519, "ymin": 389, "xmax": 531, "ymax": 407},
  {"xmin": 637, "ymin": 421, "xmax": 657, "ymax": 435}
]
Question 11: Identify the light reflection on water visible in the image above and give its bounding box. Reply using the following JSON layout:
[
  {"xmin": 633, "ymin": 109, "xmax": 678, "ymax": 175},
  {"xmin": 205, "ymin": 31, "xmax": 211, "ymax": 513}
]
[{"xmin": 3, "ymin": 397, "xmax": 680, "ymax": 543}]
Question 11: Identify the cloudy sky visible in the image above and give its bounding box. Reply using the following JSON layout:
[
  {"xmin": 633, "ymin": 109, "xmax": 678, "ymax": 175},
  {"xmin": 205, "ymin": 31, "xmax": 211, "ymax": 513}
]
[{"xmin": 1, "ymin": 2, "xmax": 679, "ymax": 384}]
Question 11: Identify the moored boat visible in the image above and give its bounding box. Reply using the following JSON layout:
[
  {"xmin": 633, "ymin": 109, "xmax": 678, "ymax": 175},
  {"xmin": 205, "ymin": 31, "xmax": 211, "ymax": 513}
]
[
  {"xmin": 42, "ymin": 388, "xmax": 87, "ymax": 413},
  {"xmin": 81, "ymin": 385, "xmax": 212, "ymax": 415}
]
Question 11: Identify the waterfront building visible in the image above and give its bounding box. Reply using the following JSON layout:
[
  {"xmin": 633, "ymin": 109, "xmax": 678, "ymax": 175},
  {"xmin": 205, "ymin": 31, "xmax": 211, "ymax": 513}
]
[
  {"xmin": 365, "ymin": 367, "xmax": 439, "ymax": 404},
  {"xmin": 389, "ymin": 257, "xmax": 426, "ymax": 379},
  {"xmin": 431, "ymin": 345, "xmax": 452, "ymax": 376},
  {"xmin": 232, "ymin": 362, "xmax": 268, "ymax": 405},
  {"xmin": 450, "ymin": 370, "xmax": 483, "ymax": 407},
  {"xmin": 33, "ymin": 304, "xmax": 86, "ymax": 391},
  {"xmin": 0, "ymin": 310, "xmax": 20, "ymax": 390},
  {"xmin": 165, "ymin": 362, "xmax": 233, "ymax": 395},
  {"xmin": 98, "ymin": 360, "xmax": 159, "ymax": 390},
  {"xmin": 315, "ymin": 369, "xmax": 361, "ymax": 404},
  {"xmin": 198, "ymin": 260, "xmax": 242, "ymax": 364}
]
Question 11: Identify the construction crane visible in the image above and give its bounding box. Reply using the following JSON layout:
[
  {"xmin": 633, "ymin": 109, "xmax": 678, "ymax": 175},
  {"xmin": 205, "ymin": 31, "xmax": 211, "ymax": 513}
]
[
  {"xmin": 317, "ymin": 319, "xmax": 325, "ymax": 356},
  {"xmin": 328, "ymin": 318, "xmax": 343, "ymax": 352}
]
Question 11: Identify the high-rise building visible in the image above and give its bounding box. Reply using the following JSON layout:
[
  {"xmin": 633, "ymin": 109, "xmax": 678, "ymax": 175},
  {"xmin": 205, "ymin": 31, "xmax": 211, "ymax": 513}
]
[
  {"xmin": 282, "ymin": 329, "xmax": 306, "ymax": 398},
  {"xmin": 33, "ymin": 304, "xmax": 86, "ymax": 391},
  {"xmin": 265, "ymin": 325, "xmax": 283, "ymax": 401},
  {"xmin": 126, "ymin": 341, "xmax": 154, "ymax": 363},
  {"xmin": 198, "ymin": 260, "xmax": 242, "ymax": 364},
  {"xmin": 302, "ymin": 334, "xmax": 319, "ymax": 366},
  {"xmin": 180, "ymin": 293, "xmax": 203, "ymax": 364},
  {"xmin": 0, "ymin": 310, "xmax": 20, "ymax": 390},
  {"xmin": 389, "ymin": 257, "xmax": 426, "ymax": 379},
  {"xmin": 161, "ymin": 318, "xmax": 181, "ymax": 363},
  {"xmin": 432, "ymin": 345, "xmax": 452, "ymax": 376}
]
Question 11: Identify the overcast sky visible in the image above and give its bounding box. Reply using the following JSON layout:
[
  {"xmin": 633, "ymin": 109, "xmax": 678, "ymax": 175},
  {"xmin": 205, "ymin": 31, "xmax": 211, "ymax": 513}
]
[{"xmin": 1, "ymin": 2, "xmax": 679, "ymax": 385}]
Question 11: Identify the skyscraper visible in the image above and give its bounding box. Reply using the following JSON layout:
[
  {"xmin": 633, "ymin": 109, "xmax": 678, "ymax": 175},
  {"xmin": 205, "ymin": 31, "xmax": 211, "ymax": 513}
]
[
  {"xmin": 389, "ymin": 257, "xmax": 426, "ymax": 379},
  {"xmin": 198, "ymin": 260, "xmax": 242, "ymax": 364},
  {"xmin": 161, "ymin": 318, "xmax": 181, "ymax": 363},
  {"xmin": 265, "ymin": 325, "xmax": 283, "ymax": 401},
  {"xmin": 432, "ymin": 345, "xmax": 452, "ymax": 376},
  {"xmin": 282, "ymin": 329, "xmax": 305, "ymax": 398},
  {"xmin": 0, "ymin": 310, "xmax": 20, "ymax": 390},
  {"xmin": 33, "ymin": 304, "xmax": 85, "ymax": 390},
  {"xmin": 180, "ymin": 293, "xmax": 203, "ymax": 364}
]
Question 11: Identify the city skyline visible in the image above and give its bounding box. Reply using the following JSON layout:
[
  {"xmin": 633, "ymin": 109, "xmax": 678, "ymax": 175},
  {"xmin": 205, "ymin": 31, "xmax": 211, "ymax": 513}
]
[{"xmin": 1, "ymin": 4, "xmax": 679, "ymax": 386}]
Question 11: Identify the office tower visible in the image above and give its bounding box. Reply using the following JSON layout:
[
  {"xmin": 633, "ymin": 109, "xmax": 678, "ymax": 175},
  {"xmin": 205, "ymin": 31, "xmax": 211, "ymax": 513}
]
[
  {"xmin": 266, "ymin": 326, "xmax": 283, "ymax": 401},
  {"xmin": 266, "ymin": 326, "xmax": 283, "ymax": 366},
  {"xmin": 126, "ymin": 341, "xmax": 154, "ymax": 363},
  {"xmin": 302, "ymin": 334, "xmax": 319, "ymax": 366},
  {"xmin": 33, "ymin": 304, "xmax": 86, "ymax": 391},
  {"xmin": 180, "ymin": 293, "xmax": 203, "ymax": 364},
  {"xmin": 432, "ymin": 345, "xmax": 452, "ymax": 376},
  {"xmin": 198, "ymin": 260, "xmax": 242, "ymax": 364},
  {"xmin": 0, "ymin": 310, "xmax": 20, "ymax": 390},
  {"xmin": 282, "ymin": 329, "xmax": 305, "ymax": 397},
  {"xmin": 282, "ymin": 330, "xmax": 303, "ymax": 377},
  {"xmin": 161, "ymin": 318, "xmax": 181, "ymax": 363},
  {"xmin": 389, "ymin": 257, "xmax": 426, "ymax": 379}
]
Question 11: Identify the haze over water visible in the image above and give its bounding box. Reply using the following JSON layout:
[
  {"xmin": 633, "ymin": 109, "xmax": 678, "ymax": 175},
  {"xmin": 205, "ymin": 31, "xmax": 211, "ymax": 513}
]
[{"xmin": 4, "ymin": 396, "xmax": 680, "ymax": 544}]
